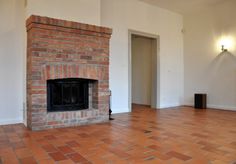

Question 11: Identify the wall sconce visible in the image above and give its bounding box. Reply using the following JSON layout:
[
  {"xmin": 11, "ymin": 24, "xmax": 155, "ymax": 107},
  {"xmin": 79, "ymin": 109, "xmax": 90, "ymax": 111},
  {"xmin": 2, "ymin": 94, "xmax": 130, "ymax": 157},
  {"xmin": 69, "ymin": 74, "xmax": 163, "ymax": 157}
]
[
  {"xmin": 221, "ymin": 45, "xmax": 227, "ymax": 52},
  {"xmin": 218, "ymin": 36, "xmax": 234, "ymax": 52}
]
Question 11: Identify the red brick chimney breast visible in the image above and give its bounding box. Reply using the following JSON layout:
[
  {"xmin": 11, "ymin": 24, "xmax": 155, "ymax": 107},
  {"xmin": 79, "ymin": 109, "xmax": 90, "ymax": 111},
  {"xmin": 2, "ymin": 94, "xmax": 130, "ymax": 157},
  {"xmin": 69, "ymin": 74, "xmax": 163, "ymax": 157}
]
[{"xmin": 26, "ymin": 15, "xmax": 112, "ymax": 130}]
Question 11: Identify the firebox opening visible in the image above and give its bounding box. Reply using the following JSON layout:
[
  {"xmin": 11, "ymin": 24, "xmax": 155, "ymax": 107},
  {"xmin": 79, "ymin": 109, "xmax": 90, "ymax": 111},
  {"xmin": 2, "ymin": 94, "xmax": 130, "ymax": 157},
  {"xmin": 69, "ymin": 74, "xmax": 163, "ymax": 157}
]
[{"xmin": 47, "ymin": 78, "xmax": 95, "ymax": 112}]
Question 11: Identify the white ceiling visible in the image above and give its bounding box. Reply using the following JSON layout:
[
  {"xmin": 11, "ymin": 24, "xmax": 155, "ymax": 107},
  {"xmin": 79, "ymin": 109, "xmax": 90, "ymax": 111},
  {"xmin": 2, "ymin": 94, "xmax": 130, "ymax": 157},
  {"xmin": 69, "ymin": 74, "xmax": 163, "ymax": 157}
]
[{"xmin": 140, "ymin": 0, "xmax": 230, "ymax": 14}]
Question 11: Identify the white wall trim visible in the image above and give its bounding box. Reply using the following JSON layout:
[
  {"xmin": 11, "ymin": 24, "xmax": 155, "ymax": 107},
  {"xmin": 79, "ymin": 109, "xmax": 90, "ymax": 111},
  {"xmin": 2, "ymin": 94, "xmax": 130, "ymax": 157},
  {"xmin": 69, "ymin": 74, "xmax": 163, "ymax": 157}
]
[
  {"xmin": 183, "ymin": 103, "xmax": 236, "ymax": 111},
  {"xmin": 207, "ymin": 105, "xmax": 236, "ymax": 111},
  {"xmin": 128, "ymin": 29, "xmax": 160, "ymax": 112},
  {"xmin": 182, "ymin": 103, "xmax": 194, "ymax": 107},
  {"xmin": 158, "ymin": 103, "xmax": 182, "ymax": 109},
  {"xmin": 0, "ymin": 119, "xmax": 23, "ymax": 125}
]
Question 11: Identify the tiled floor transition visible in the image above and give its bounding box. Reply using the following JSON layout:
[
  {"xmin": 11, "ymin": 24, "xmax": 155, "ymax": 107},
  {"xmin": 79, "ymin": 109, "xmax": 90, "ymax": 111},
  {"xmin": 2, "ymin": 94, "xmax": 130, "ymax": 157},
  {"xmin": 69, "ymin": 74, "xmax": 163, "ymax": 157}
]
[{"xmin": 0, "ymin": 105, "xmax": 235, "ymax": 163}]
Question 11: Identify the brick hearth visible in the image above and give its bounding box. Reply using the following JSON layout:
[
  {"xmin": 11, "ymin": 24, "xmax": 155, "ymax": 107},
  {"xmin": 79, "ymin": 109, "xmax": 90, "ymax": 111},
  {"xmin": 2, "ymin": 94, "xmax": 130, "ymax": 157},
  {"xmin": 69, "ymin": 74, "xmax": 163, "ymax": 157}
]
[{"xmin": 26, "ymin": 15, "xmax": 112, "ymax": 130}]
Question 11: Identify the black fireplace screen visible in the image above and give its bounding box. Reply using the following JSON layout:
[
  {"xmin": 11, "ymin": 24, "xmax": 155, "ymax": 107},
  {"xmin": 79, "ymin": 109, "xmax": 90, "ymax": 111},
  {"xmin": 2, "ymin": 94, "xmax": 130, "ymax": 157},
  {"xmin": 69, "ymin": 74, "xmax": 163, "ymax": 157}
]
[{"xmin": 47, "ymin": 78, "xmax": 89, "ymax": 112}]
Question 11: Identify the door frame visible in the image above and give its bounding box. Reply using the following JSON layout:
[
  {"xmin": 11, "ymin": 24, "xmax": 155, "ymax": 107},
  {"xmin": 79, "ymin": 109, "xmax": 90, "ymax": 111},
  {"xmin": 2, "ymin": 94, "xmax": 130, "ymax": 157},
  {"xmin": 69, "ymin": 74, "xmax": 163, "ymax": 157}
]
[{"xmin": 128, "ymin": 29, "xmax": 160, "ymax": 111}]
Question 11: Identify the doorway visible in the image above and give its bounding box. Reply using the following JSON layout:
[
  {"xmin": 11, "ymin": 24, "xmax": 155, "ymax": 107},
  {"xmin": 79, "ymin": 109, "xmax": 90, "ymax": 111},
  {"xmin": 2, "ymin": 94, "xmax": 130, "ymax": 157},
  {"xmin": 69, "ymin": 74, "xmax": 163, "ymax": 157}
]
[{"xmin": 128, "ymin": 30, "xmax": 159, "ymax": 111}]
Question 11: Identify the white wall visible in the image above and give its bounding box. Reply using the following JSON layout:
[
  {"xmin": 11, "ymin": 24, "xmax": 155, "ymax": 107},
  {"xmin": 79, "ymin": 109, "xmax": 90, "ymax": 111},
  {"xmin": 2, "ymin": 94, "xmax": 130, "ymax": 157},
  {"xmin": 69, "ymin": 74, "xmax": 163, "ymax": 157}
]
[
  {"xmin": 101, "ymin": 0, "xmax": 184, "ymax": 112},
  {"xmin": 26, "ymin": 0, "xmax": 101, "ymax": 25},
  {"xmin": 183, "ymin": 0, "xmax": 236, "ymax": 110},
  {"xmin": 0, "ymin": 0, "xmax": 102, "ymax": 125},
  {"xmin": 0, "ymin": 0, "xmax": 184, "ymax": 125},
  {"xmin": 132, "ymin": 36, "xmax": 152, "ymax": 105},
  {"xmin": 0, "ymin": 0, "xmax": 25, "ymax": 124}
]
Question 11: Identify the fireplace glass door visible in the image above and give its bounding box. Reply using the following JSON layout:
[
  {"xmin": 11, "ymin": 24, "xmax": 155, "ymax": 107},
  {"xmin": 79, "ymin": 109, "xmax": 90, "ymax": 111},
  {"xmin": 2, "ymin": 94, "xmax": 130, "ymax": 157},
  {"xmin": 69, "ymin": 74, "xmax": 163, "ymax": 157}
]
[{"xmin": 47, "ymin": 78, "xmax": 89, "ymax": 112}]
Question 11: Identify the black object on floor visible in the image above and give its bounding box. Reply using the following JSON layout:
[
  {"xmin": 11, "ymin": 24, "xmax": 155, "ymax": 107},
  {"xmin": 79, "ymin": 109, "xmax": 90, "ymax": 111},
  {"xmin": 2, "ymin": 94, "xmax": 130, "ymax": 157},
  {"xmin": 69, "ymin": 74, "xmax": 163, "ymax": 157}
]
[
  {"xmin": 109, "ymin": 108, "xmax": 114, "ymax": 120},
  {"xmin": 109, "ymin": 90, "xmax": 114, "ymax": 120},
  {"xmin": 194, "ymin": 93, "xmax": 207, "ymax": 109}
]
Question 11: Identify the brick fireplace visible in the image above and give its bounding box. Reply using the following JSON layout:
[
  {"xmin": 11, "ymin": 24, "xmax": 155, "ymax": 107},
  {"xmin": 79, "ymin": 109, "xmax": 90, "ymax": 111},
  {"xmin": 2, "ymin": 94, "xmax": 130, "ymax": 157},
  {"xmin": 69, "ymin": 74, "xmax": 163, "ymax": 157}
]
[{"xmin": 26, "ymin": 15, "xmax": 112, "ymax": 130}]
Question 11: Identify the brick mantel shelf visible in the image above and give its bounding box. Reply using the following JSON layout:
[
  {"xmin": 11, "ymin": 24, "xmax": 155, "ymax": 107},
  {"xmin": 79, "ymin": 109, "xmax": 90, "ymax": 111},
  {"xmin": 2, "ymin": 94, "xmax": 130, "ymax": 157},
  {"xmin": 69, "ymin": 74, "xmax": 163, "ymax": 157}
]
[{"xmin": 26, "ymin": 15, "xmax": 112, "ymax": 130}]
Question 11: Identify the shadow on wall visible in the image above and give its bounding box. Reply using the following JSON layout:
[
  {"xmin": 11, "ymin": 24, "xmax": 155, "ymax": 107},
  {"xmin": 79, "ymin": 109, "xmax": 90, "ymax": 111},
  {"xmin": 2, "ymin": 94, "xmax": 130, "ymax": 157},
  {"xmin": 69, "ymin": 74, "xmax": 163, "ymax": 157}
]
[
  {"xmin": 209, "ymin": 51, "xmax": 236, "ymax": 73},
  {"xmin": 206, "ymin": 51, "xmax": 236, "ymax": 105}
]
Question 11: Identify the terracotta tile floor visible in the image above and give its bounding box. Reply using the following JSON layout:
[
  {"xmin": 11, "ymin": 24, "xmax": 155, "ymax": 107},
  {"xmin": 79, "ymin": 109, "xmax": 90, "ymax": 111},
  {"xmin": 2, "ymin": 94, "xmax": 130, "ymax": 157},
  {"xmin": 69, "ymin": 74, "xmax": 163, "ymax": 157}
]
[{"xmin": 0, "ymin": 105, "xmax": 236, "ymax": 163}]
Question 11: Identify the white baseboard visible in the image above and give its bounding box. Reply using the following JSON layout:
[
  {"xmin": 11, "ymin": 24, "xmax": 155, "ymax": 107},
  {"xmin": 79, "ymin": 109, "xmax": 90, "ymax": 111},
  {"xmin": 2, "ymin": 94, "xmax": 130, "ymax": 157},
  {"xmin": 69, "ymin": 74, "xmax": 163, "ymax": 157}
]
[
  {"xmin": 183, "ymin": 103, "xmax": 236, "ymax": 111},
  {"xmin": 183, "ymin": 103, "xmax": 194, "ymax": 107},
  {"xmin": 111, "ymin": 104, "xmax": 183, "ymax": 113},
  {"xmin": 158, "ymin": 103, "xmax": 181, "ymax": 109},
  {"xmin": 207, "ymin": 104, "xmax": 236, "ymax": 111},
  {"xmin": 0, "ymin": 118, "xmax": 23, "ymax": 125}
]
